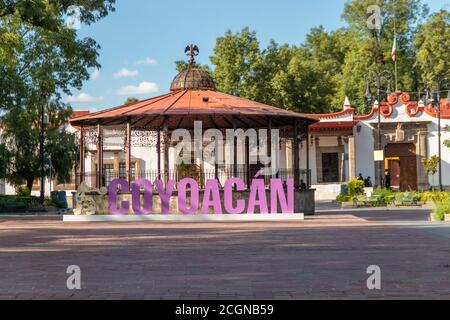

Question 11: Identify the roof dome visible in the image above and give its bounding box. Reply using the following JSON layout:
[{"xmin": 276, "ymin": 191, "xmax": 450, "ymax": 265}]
[
  {"xmin": 170, "ymin": 44, "xmax": 216, "ymax": 92},
  {"xmin": 170, "ymin": 67, "xmax": 216, "ymax": 92}
]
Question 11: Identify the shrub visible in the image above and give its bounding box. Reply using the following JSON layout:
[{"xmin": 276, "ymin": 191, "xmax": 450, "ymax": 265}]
[
  {"xmin": 433, "ymin": 202, "xmax": 450, "ymax": 221},
  {"xmin": 372, "ymin": 188, "xmax": 396, "ymax": 205},
  {"xmin": 347, "ymin": 178, "xmax": 365, "ymax": 197},
  {"xmin": 0, "ymin": 195, "xmax": 33, "ymax": 210},
  {"xmin": 430, "ymin": 192, "xmax": 450, "ymax": 221},
  {"xmin": 420, "ymin": 191, "xmax": 449, "ymax": 203},
  {"xmin": 336, "ymin": 194, "xmax": 352, "ymax": 203},
  {"xmin": 16, "ymin": 186, "xmax": 31, "ymax": 197},
  {"xmin": 44, "ymin": 198, "xmax": 58, "ymax": 208}
]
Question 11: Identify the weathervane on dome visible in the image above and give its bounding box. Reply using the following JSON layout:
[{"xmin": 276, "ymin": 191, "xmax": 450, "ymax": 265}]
[{"xmin": 185, "ymin": 44, "xmax": 199, "ymax": 66}]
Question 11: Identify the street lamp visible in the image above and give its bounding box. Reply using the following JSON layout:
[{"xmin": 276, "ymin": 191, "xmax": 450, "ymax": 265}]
[
  {"xmin": 40, "ymin": 102, "xmax": 49, "ymax": 205},
  {"xmin": 427, "ymin": 78, "xmax": 450, "ymax": 192},
  {"xmin": 365, "ymin": 70, "xmax": 393, "ymax": 188}
]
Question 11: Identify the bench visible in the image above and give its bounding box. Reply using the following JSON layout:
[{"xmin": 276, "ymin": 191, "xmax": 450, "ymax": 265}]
[
  {"xmin": 353, "ymin": 195, "xmax": 384, "ymax": 207},
  {"xmin": 394, "ymin": 193, "xmax": 424, "ymax": 207}
]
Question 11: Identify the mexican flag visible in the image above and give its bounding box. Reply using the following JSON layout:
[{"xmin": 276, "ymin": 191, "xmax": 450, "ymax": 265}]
[{"xmin": 391, "ymin": 36, "xmax": 397, "ymax": 61}]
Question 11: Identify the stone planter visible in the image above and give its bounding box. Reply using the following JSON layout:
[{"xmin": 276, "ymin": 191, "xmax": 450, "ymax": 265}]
[
  {"xmin": 341, "ymin": 201, "xmax": 354, "ymax": 209},
  {"xmin": 73, "ymin": 189, "xmax": 316, "ymax": 215},
  {"xmin": 429, "ymin": 213, "xmax": 448, "ymax": 222}
]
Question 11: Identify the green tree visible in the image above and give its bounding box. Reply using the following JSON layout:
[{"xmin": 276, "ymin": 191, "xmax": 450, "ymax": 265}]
[
  {"xmin": 175, "ymin": 60, "xmax": 211, "ymax": 73},
  {"xmin": 422, "ymin": 155, "xmax": 440, "ymax": 190},
  {"xmin": 0, "ymin": 1, "xmax": 114, "ymax": 189},
  {"xmin": 303, "ymin": 26, "xmax": 349, "ymax": 109},
  {"xmin": 1, "ymin": 102, "xmax": 78, "ymax": 191},
  {"xmin": 1, "ymin": 1, "xmax": 116, "ymax": 110},
  {"xmin": 124, "ymin": 97, "xmax": 139, "ymax": 105},
  {"xmin": 414, "ymin": 10, "xmax": 450, "ymax": 88},
  {"xmin": 210, "ymin": 27, "xmax": 263, "ymax": 98},
  {"xmin": 175, "ymin": 1, "xmax": 447, "ymax": 115},
  {"xmin": 208, "ymin": 28, "xmax": 341, "ymax": 113},
  {"xmin": 340, "ymin": 0, "xmax": 429, "ymax": 112},
  {"xmin": 0, "ymin": 0, "xmax": 115, "ymax": 31}
]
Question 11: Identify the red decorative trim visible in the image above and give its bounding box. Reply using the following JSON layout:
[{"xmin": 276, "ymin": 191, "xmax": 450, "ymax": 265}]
[
  {"xmin": 308, "ymin": 108, "xmax": 355, "ymax": 119},
  {"xmin": 380, "ymin": 102, "xmax": 393, "ymax": 118},
  {"xmin": 400, "ymin": 93, "xmax": 410, "ymax": 104},
  {"xmin": 423, "ymin": 99, "xmax": 450, "ymax": 119},
  {"xmin": 406, "ymin": 102, "xmax": 420, "ymax": 117},
  {"xmin": 354, "ymin": 107, "xmax": 377, "ymax": 120},
  {"xmin": 310, "ymin": 121, "xmax": 359, "ymax": 131},
  {"xmin": 387, "ymin": 93, "xmax": 399, "ymax": 106},
  {"xmin": 308, "ymin": 94, "xmax": 450, "ymax": 121}
]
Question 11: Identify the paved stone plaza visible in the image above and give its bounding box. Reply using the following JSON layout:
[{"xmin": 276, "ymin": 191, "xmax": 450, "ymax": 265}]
[{"xmin": 1, "ymin": 208, "xmax": 450, "ymax": 300}]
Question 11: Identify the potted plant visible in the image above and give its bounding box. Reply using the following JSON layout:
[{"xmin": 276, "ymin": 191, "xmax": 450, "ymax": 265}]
[
  {"xmin": 430, "ymin": 193, "xmax": 450, "ymax": 222},
  {"xmin": 422, "ymin": 155, "xmax": 439, "ymax": 191}
]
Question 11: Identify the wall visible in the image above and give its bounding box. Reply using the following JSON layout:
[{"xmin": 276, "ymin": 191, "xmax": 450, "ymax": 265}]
[
  {"xmin": 428, "ymin": 120, "xmax": 450, "ymax": 188},
  {"xmin": 355, "ymin": 122, "xmax": 375, "ymax": 181}
]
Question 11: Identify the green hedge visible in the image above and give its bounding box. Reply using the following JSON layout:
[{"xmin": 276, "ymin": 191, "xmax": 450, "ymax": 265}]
[{"xmin": 0, "ymin": 195, "xmax": 38, "ymax": 210}]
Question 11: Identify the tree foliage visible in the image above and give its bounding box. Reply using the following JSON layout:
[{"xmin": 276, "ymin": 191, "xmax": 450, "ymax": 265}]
[
  {"xmin": 0, "ymin": 0, "xmax": 115, "ymax": 189},
  {"xmin": 415, "ymin": 10, "xmax": 450, "ymax": 88},
  {"xmin": 1, "ymin": 102, "xmax": 78, "ymax": 191},
  {"xmin": 0, "ymin": 0, "xmax": 115, "ymax": 30},
  {"xmin": 191, "ymin": 0, "xmax": 447, "ymax": 115},
  {"xmin": 124, "ymin": 97, "xmax": 139, "ymax": 105},
  {"xmin": 422, "ymin": 155, "xmax": 439, "ymax": 176}
]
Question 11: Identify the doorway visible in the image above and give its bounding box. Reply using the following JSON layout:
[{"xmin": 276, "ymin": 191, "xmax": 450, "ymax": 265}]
[
  {"xmin": 385, "ymin": 143, "xmax": 418, "ymax": 191},
  {"xmin": 322, "ymin": 153, "xmax": 339, "ymax": 183}
]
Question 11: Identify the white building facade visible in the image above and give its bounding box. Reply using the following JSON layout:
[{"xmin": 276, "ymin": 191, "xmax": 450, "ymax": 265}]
[
  {"xmin": 307, "ymin": 92, "xmax": 450, "ymax": 199},
  {"xmin": 1, "ymin": 92, "xmax": 449, "ymax": 203}
]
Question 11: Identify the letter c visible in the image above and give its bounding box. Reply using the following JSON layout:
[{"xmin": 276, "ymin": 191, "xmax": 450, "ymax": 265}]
[
  {"xmin": 224, "ymin": 178, "xmax": 246, "ymax": 214},
  {"xmin": 108, "ymin": 179, "xmax": 130, "ymax": 215}
]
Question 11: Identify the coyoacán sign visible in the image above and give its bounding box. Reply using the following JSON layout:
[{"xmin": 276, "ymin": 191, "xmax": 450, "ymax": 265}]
[{"xmin": 108, "ymin": 175, "xmax": 295, "ymax": 215}]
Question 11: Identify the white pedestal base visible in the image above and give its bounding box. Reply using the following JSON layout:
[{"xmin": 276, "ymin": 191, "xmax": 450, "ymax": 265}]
[{"xmin": 63, "ymin": 214, "xmax": 305, "ymax": 222}]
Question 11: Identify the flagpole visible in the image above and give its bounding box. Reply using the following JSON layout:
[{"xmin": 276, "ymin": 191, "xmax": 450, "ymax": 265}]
[
  {"xmin": 394, "ymin": 11, "xmax": 398, "ymax": 92},
  {"xmin": 394, "ymin": 43, "xmax": 398, "ymax": 92}
]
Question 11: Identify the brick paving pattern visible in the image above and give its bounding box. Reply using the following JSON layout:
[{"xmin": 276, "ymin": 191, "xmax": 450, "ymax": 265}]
[{"xmin": 0, "ymin": 211, "xmax": 450, "ymax": 300}]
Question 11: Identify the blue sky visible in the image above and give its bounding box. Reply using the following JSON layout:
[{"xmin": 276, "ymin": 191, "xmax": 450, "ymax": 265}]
[{"xmin": 68, "ymin": 0, "xmax": 449, "ymax": 111}]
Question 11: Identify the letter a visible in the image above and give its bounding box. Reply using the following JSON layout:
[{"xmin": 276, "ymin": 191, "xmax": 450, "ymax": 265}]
[
  {"xmin": 366, "ymin": 265, "xmax": 381, "ymax": 290},
  {"xmin": 66, "ymin": 265, "xmax": 81, "ymax": 290}
]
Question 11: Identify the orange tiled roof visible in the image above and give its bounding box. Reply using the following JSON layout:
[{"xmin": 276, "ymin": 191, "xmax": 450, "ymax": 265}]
[{"xmin": 70, "ymin": 90, "xmax": 318, "ymax": 129}]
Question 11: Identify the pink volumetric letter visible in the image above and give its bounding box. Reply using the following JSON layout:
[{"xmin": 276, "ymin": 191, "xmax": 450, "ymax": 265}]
[
  {"xmin": 224, "ymin": 178, "xmax": 245, "ymax": 214},
  {"xmin": 202, "ymin": 179, "xmax": 223, "ymax": 214},
  {"xmin": 131, "ymin": 179, "xmax": 153, "ymax": 215},
  {"xmin": 109, "ymin": 179, "xmax": 130, "ymax": 215},
  {"xmin": 155, "ymin": 180, "xmax": 175, "ymax": 214},
  {"xmin": 270, "ymin": 179, "xmax": 294, "ymax": 214},
  {"xmin": 178, "ymin": 178, "xmax": 199, "ymax": 215},
  {"xmin": 247, "ymin": 179, "xmax": 269, "ymax": 214}
]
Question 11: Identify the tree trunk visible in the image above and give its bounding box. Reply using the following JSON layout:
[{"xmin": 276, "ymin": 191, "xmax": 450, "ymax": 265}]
[{"xmin": 26, "ymin": 178, "xmax": 34, "ymax": 194}]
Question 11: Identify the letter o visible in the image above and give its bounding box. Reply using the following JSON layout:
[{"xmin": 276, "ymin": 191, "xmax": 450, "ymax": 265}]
[{"xmin": 178, "ymin": 178, "xmax": 199, "ymax": 214}]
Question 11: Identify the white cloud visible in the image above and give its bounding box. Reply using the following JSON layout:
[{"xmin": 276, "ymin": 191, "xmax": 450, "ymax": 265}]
[
  {"xmin": 136, "ymin": 57, "xmax": 158, "ymax": 65},
  {"xmin": 67, "ymin": 93, "xmax": 103, "ymax": 103},
  {"xmin": 113, "ymin": 68, "xmax": 139, "ymax": 80},
  {"xmin": 91, "ymin": 69, "xmax": 100, "ymax": 80},
  {"xmin": 117, "ymin": 82, "xmax": 160, "ymax": 96}
]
